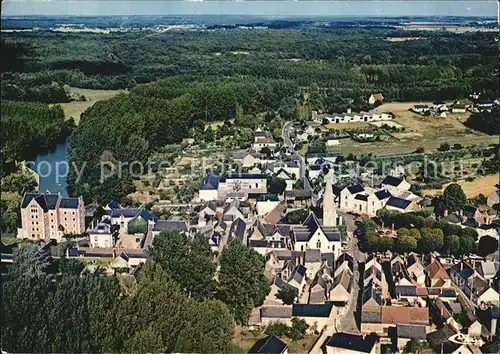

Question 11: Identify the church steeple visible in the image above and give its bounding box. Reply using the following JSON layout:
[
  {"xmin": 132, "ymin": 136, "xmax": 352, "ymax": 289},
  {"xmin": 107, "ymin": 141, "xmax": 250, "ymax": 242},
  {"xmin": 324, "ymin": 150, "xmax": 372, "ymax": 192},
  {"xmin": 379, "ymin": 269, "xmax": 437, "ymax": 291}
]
[{"xmin": 323, "ymin": 180, "xmax": 337, "ymax": 227}]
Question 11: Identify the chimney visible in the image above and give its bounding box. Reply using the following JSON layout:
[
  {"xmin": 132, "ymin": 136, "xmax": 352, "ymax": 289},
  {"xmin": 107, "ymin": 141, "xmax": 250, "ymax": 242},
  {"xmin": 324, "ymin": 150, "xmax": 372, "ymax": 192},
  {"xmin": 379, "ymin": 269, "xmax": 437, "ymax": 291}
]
[
  {"xmin": 347, "ymin": 108, "xmax": 352, "ymax": 114},
  {"xmin": 491, "ymin": 318, "xmax": 498, "ymax": 336},
  {"xmin": 443, "ymin": 208, "xmax": 449, "ymax": 217}
]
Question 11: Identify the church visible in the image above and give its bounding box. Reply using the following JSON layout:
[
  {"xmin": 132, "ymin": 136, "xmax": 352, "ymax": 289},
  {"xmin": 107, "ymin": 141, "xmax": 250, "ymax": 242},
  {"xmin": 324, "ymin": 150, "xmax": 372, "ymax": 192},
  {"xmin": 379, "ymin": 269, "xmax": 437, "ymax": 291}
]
[{"xmin": 291, "ymin": 181, "xmax": 343, "ymax": 260}]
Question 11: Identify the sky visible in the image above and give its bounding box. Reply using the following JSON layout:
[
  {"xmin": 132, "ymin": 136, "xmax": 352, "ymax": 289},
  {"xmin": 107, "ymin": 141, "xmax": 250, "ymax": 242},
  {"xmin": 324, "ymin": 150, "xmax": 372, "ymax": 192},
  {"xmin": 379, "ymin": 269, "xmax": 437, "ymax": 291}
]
[{"xmin": 1, "ymin": 1, "xmax": 497, "ymax": 17}]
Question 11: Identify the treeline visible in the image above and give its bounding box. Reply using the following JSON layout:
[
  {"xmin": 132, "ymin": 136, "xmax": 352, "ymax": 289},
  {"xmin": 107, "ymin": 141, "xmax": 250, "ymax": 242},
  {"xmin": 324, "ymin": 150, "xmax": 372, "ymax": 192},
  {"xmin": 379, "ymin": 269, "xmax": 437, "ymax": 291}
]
[
  {"xmin": 1, "ymin": 74, "xmax": 70, "ymax": 103},
  {"xmin": 2, "ymin": 29, "xmax": 497, "ymax": 99},
  {"xmin": 466, "ymin": 106, "xmax": 500, "ymax": 135},
  {"xmin": 67, "ymin": 76, "xmax": 298, "ymax": 202},
  {"xmin": 1, "ymin": 100, "xmax": 74, "ymax": 161},
  {"xmin": 1, "ymin": 245, "xmax": 234, "ymax": 353},
  {"xmin": 1, "ymin": 232, "xmax": 268, "ymax": 352},
  {"xmin": 361, "ymin": 208, "xmax": 478, "ymax": 257}
]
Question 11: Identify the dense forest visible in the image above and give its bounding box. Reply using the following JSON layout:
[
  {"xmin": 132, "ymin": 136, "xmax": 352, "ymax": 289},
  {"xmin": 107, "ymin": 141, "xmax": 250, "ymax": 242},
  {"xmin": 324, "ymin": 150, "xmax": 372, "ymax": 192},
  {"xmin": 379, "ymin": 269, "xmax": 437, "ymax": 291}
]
[
  {"xmin": 1, "ymin": 233, "xmax": 268, "ymax": 352},
  {"xmin": 1, "ymin": 26, "xmax": 498, "ymax": 202},
  {"xmin": 1, "ymin": 100, "xmax": 74, "ymax": 162}
]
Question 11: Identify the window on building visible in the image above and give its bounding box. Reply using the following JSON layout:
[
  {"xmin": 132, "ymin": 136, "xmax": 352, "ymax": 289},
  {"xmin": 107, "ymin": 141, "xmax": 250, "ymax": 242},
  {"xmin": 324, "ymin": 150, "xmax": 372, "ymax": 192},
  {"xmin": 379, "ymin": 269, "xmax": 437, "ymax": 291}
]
[{"xmin": 316, "ymin": 240, "xmax": 321, "ymax": 249}]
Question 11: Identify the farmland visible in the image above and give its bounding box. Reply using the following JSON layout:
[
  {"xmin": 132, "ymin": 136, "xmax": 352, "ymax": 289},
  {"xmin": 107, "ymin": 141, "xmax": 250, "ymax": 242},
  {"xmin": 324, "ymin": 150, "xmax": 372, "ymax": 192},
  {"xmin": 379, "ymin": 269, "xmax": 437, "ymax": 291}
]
[
  {"xmin": 422, "ymin": 175, "xmax": 499, "ymax": 198},
  {"xmin": 338, "ymin": 102, "xmax": 498, "ymax": 156}
]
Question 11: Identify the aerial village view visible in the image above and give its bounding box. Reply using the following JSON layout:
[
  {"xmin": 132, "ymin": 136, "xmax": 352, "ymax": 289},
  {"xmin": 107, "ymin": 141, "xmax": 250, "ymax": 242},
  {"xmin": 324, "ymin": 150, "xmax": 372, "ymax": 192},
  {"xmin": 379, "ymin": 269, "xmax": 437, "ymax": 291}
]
[{"xmin": 0, "ymin": 1, "xmax": 499, "ymax": 353}]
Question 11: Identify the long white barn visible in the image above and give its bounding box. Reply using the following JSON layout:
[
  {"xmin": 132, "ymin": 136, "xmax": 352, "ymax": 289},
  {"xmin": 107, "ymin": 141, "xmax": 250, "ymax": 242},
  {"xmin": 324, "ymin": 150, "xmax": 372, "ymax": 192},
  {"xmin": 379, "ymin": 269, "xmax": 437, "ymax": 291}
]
[{"xmin": 316, "ymin": 111, "xmax": 393, "ymax": 124}]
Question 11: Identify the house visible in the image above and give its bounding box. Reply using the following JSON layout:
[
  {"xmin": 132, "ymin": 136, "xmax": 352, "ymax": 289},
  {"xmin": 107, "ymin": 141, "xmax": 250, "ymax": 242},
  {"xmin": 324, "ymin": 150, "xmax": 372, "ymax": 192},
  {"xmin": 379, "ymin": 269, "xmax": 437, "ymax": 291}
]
[
  {"xmin": 252, "ymin": 137, "xmax": 278, "ymax": 150},
  {"xmin": 369, "ymin": 93, "xmax": 384, "ymax": 105},
  {"xmin": 412, "ymin": 104, "xmax": 430, "ymax": 113},
  {"xmin": 324, "ymin": 111, "xmax": 392, "ymax": 125},
  {"xmin": 199, "ymin": 173, "xmax": 220, "ymax": 201},
  {"xmin": 385, "ymin": 196, "xmax": 414, "ymax": 213},
  {"xmin": 426, "ymin": 258, "xmax": 452, "ymax": 288},
  {"xmin": 256, "ymin": 195, "xmax": 280, "ymax": 216},
  {"xmin": 292, "ymin": 303, "xmax": 336, "ymax": 327},
  {"xmin": 450, "ymin": 261, "xmax": 499, "ymax": 305},
  {"xmin": 228, "ymin": 218, "xmax": 247, "ymax": 243},
  {"xmin": 287, "ymin": 264, "xmax": 307, "ymax": 293},
  {"xmin": 217, "ymin": 173, "xmax": 267, "ymax": 200},
  {"xmin": 108, "ymin": 207, "xmax": 157, "ymax": 235},
  {"xmin": 380, "ymin": 176, "xmax": 411, "ymax": 193},
  {"xmin": 477, "ymin": 100, "xmax": 494, "ymax": 111},
  {"xmin": 19, "ymin": 192, "xmax": 85, "ymax": 242},
  {"xmin": 361, "ymin": 306, "xmax": 429, "ymax": 336},
  {"xmin": 470, "ymin": 90, "xmax": 482, "ymax": 100},
  {"xmin": 259, "ymin": 305, "xmax": 293, "ymax": 326},
  {"xmin": 198, "ymin": 201, "xmax": 217, "ymax": 226},
  {"xmin": 248, "ymin": 336, "xmax": 288, "ymax": 354},
  {"xmin": 291, "ymin": 212, "xmax": 341, "ymax": 260},
  {"xmin": 326, "ymin": 333, "xmax": 378, "ymax": 354},
  {"xmin": 406, "ymin": 253, "xmax": 426, "ymax": 286},
  {"xmin": 396, "ymin": 324, "xmax": 429, "ymax": 349},
  {"xmin": 89, "ymin": 219, "xmax": 118, "ymax": 248},
  {"xmin": 265, "ymin": 250, "xmax": 292, "ymax": 276},
  {"xmin": 152, "ymin": 220, "xmax": 188, "ymax": 238},
  {"xmin": 273, "ymin": 168, "xmax": 295, "ymax": 191},
  {"xmin": 451, "ymin": 103, "xmax": 467, "ymax": 113},
  {"xmin": 233, "ymin": 150, "xmax": 265, "ymax": 168},
  {"xmin": 284, "ymin": 190, "xmax": 313, "ymax": 208}
]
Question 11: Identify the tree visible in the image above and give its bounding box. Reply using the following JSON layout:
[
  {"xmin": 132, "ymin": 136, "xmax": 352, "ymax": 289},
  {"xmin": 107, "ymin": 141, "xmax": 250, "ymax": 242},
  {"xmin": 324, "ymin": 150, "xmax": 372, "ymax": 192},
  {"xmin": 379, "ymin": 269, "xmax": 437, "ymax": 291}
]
[
  {"xmin": 445, "ymin": 235, "xmax": 461, "ymax": 256},
  {"xmin": 395, "ymin": 234, "xmax": 417, "ymax": 253},
  {"xmin": 477, "ymin": 236, "xmax": 499, "ymax": 257},
  {"xmin": 443, "ymin": 183, "xmax": 467, "ymax": 212},
  {"xmin": 438, "ymin": 142, "xmax": 450, "ymax": 151},
  {"xmin": 123, "ymin": 327, "xmax": 165, "ymax": 354},
  {"xmin": 284, "ymin": 209, "xmax": 309, "ymax": 224},
  {"xmin": 377, "ymin": 236, "xmax": 394, "ymax": 252},
  {"xmin": 289, "ymin": 318, "xmax": 309, "ymax": 341},
  {"xmin": 268, "ymin": 177, "xmax": 287, "ymax": 195},
  {"xmin": 276, "ymin": 284, "xmax": 298, "ymax": 305},
  {"xmin": 307, "ymin": 139, "xmax": 326, "ymax": 154},
  {"xmin": 203, "ymin": 126, "xmax": 215, "ymax": 142},
  {"xmin": 403, "ymin": 339, "xmax": 430, "ymax": 354},
  {"xmin": 459, "ymin": 236, "xmax": 476, "ymax": 256},
  {"xmin": 150, "ymin": 231, "xmax": 216, "ymax": 299},
  {"xmin": 217, "ymin": 239, "xmax": 269, "ymax": 324},
  {"xmin": 418, "ymin": 228, "xmax": 444, "ymax": 254}
]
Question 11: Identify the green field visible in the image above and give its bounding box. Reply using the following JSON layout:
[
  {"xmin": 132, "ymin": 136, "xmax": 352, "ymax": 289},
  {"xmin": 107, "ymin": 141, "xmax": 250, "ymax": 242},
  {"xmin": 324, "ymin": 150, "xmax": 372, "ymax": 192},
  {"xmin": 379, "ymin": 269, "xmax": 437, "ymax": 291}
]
[{"xmin": 57, "ymin": 87, "xmax": 126, "ymax": 124}]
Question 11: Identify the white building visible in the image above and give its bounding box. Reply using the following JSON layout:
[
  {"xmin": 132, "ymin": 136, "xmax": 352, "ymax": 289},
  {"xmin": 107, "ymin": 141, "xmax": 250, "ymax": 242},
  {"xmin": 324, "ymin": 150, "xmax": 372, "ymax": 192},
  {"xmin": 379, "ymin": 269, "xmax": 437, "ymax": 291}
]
[
  {"xmin": 291, "ymin": 212, "xmax": 342, "ymax": 260},
  {"xmin": 217, "ymin": 173, "xmax": 268, "ymax": 200},
  {"xmin": 380, "ymin": 176, "xmax": 411, "ymax": 193},
  {"xmin": 89, "ymin": 219, "xmax": 116, "ymax": 248},
  {"xmin": 324, "ymin": 111, "xmax": 392, "ymax": 125}
]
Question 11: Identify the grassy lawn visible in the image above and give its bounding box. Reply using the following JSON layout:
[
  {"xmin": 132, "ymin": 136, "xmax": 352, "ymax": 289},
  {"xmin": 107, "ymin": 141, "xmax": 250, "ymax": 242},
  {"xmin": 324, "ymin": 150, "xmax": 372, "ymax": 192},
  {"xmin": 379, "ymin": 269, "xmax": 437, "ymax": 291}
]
[
  {"xmin": 422, "ymin": 174, "xmax": 499, "ymax": 198},
  {"xmin": 56, "ymin": 87, "xmax": 126, "ymax": 124}
]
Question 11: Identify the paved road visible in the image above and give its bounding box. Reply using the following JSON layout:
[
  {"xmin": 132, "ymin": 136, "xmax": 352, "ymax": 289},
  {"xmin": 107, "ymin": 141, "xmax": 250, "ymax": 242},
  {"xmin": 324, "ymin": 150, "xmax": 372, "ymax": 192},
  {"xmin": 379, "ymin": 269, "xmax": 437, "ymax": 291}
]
[
  {"xmin": 282, "ymin": 121, "xmax": 312, "ymax": 192},
  {"xmin": 339, "ymin": 221, "xmax": 366, "ymax": 334}
]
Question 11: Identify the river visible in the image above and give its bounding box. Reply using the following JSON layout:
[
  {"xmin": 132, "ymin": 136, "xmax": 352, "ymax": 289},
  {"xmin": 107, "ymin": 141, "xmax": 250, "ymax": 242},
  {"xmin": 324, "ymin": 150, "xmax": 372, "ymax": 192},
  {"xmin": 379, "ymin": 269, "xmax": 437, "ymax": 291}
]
[{"xmin": 32, "ymin": 141, "xmax": 69, "ymax": 197}]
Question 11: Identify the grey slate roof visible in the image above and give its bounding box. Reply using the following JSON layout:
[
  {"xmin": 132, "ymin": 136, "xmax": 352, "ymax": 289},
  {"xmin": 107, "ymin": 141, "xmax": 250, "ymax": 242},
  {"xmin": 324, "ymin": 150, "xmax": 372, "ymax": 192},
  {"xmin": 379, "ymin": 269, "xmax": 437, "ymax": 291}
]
[
  {"xmin": 59, "ymin": 197, "xmax": 80, "ymax": 209},
  {"xmin": 382, "ymin": 175, "xmax": 404, "ymax": 187},
  {"xmin": 292, "ymin": 212, "xmax": 341, "ymax": 242},
  {"xmin": 326, "ymin": 333, "xmax": 378, "ymax": 353},
  {"xmin": 200, "ymin": 173, "xmax": 220, "ymax": 190},
  {"xmin": 260, "ymin": 306, "xmax": 293, "ymax": 319},
  {"xmin": 152, "ymin": 220, "xmax": 188, "ymax": 232},
  {"xmin": 387, "ymin": 196, "xmax": 412, "ymax": 210},
  {"xmin": 248, "ymin": 336, "xmax": 287, "ymax": 354},
  {"xmin": 292, "ymin": 303, "xmax": 334, "ymax": 318},
  {"xmin": 397, "ymin": 324, "xmax": 427, "ymax": 340}
]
